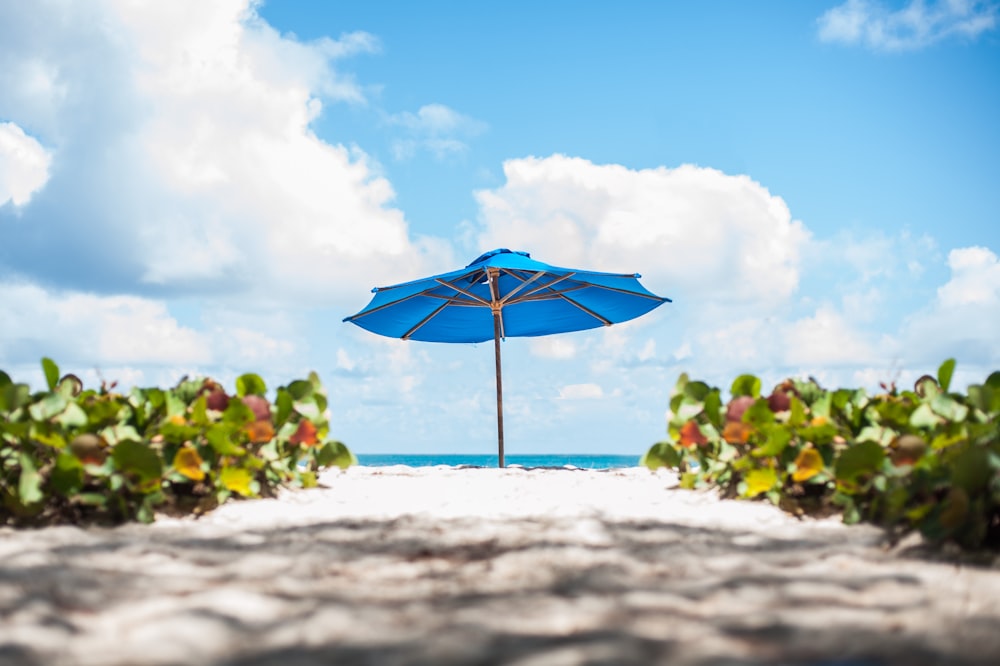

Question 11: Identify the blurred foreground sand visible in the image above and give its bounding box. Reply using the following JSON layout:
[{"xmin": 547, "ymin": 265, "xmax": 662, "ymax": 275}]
[{"xmin": 2, "ymin": 465, "xmax": 999, "ymax": 665}]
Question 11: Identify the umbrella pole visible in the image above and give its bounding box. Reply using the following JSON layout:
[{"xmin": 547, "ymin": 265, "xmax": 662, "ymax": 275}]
[{"xmin": 493, "ymin": 311, "xmax": 505, "ymax": 468}]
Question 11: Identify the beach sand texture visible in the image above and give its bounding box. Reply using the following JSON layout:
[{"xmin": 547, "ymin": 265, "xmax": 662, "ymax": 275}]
[{"xmin": 2, "ymin": 465, "xmax": 999, "ymax": 665}]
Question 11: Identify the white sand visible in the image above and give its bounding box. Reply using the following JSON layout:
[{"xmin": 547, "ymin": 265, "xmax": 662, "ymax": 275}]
[{"xmin": 2, "ymin": 465, "xmax": 999, "ymax": 665}]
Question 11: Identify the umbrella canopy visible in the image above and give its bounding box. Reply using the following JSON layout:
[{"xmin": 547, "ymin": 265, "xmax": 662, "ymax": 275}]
[{"xmin": 344, "ymin": 248, "xmax": 671, "ymax": 466}]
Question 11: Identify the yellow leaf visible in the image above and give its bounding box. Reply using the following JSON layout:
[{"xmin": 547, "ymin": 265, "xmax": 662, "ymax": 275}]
[
  {"xmin": 792, "ymin": 448, "xmax": 823, "ymax": 483},
  {"xmin": 744, "ymin": 468, "xmax": 777, "ymax": 497},
  {"xmin": 173, "ymin": 447, "xmax": 205, "ymax": 482},
  {"xmin": 220, "ymin": 466, "xmax": 254, "ymax": 496}
]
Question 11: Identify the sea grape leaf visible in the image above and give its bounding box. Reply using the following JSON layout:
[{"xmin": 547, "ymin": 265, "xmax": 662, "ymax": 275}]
[
  {"xmin": 938, "ymin": 358, "xmax": 956, "ymax": 394},
  {"xmin": 18, "ymin": 453, "xmax": 44, "ymax": 505},
  {"xmin": 112, "ymin": 440, "xmax": 163, "ymax": 482},
  {"xmin": 236, "ymin": 373, "xmax": 267, "ymax": 397},
  {"xmin": 930, "ymin": 394, "xmax": 968, "ymax": 423},
  {"xmin": 316, "ymin": 440, "xmax": 356, "ymax": 469},
  {"xmin": 173, "ymin": 446, "xmax": 206, "ymax": 482},
  {"xmin": 792, "ymin": 448, "xmax": 824, "ymax": 483},
  {"xmin": 0, "ymin": 370, "xmax": 11, "ymax": 387},
  {"xmin": 731, "ymin": 374, "xmax": 761, "ymax": 399},
  {"xmin": 743, "ymin": 468, "xmax": 777, "ymax": 497},
  {"xmin": 222, "ymin": 398, "xmax": 255, "ymax": 427},
  {"xmin": 220, "ymin": 466, "xmax": 254, "ymax": 496},
  {"xmin": 28, "ymin": 393, "xmax": 69, "ymax": 421},
  {"xmin": 951, "ymin": 447, "xmax": 991, "ymax": 494},
  {"xmin": 41, "ymin": 357, "xmax": 60, "ymax": 391},
  {"xmin": 788, "ymin": 396, "xmax": 807, "ymax": 428},
  {"xmin": 703, "ymin": 389, "xmax": 723, "ymax": 430},
  {"xmin": 289, "ymin": 419, "xmax": 319, "ymax": 446},
  {"xmin": 743, "ymin": 399, "xmax": 775, "ymax": 427},
  {"xmin": 910, "ymin": 403, "xmax": 943, "ymax": 429},
  {"xmin": 50, "ymin": 452, "xmax": 85, "ymax": 496},
  {"xmin": 834, "ymin": 441, "xmax": 885, "ymax": 484},
  {"xmin": 275, "ymin": 389, "xmax": 294, "ymax": 426},
  {"xmin": 56, "ymin": 374, "xmax": 83, "ymax": 399},
  {"xmin": 752, "ymin": 425, "xmax": 792, "ymax": 458},
  {"xmin": 205, "ymin": 424, "xmax": 245, "ymax": 456},
  {"xmin": 286, "ymin": 380, "xmax": 313, "ymax": 401},
  {"xmin": 683, "ymin": 380, "xmax": 711, "ymax": 401},
  {"xmin": 56, "ymin": 402, "xmax": 88, "ymax": 429}
]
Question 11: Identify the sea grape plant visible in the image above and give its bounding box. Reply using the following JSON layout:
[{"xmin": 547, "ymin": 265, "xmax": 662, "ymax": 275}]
[
  {"xmin": 1, "ymin": 359, "xmax": 355, "ymax": 525},
  {"xmin": 642, "ymin": 360, "xmax": 1000, "ymax": 549}
]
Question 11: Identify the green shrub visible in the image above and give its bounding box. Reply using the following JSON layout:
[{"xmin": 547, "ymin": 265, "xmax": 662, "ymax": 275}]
[
  {"xmin": 1, "ymin": 358, "xmax": 354, "ymax": 525},
  {"xmin": 642, "ymin": 360, "xmax": 1000, "ymax": 549}
]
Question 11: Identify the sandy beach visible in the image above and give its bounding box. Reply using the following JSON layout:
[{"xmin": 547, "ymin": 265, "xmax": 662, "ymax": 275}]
[{"xmin": 2, "ymin": 465, "xmax": 999, "ymax": 665}]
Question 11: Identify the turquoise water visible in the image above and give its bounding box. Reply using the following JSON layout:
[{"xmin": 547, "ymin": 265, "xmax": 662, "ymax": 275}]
[{"xmin": 356, "ymin": 454, "xmax": 641, "ymax": 469}]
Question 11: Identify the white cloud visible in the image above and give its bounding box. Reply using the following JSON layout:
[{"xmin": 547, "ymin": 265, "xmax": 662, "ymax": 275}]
[
  {"xmin": 0, "ymin": 121, "xmax": 51, "ymax": 206},
  {"xmin": 388, "ymin": 103, "xmax": 487, "ymax": 160},
  {"xmin": 782, "ymin": 304, "xmax": 878, "ymax": 366},
  {"xmin": 530, "ymin": 337, "xmax": 579, "ymax": 360},
  {"xmin": 0, "ymin": 0, "xmax": 442, "ymax": 305},
  {"xmin": 937, "ymin": 245, "xmax": 1000, "ymax": 306},
  {"xmin": 558, "ymin": 383, "xmax": 604, "ymax": 400},
  {"xmin": 818, "ymin": 0, "xmax": 1000, "ymax": 51},
  {"xmin": 897, "ymin": 246, "xmax": 1000, "ymax": 367},
  {"xmin": 0, "ymin": 282, "xmax": 209, "ymax": 367},
  {"xmin": 475, "ymin": 156, "xmax": 809, "ymax": 308}
]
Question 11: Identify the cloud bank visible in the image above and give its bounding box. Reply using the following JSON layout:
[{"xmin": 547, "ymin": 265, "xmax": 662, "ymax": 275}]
[{"xmin": 818, "ymin": 0, "xmax": 999, "ymax": 51}]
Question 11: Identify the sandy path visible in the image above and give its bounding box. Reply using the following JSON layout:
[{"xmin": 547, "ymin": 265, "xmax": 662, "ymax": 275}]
[{"xmin": 1, "ymin": 466, "xmax": 999, "ymax": 665}]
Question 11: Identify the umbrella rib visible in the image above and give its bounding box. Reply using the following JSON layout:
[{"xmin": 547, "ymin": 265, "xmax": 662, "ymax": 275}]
[
  {"xmin": 504, "ymin": 271, "xmax": 577, "ymax": 303},
  {"xmin": 435, "ymin": 277, "xmax": 491, "ymax": 307},
  {"xmin": 402, "ymin": 301, "xmax": 450, "ymax": 340},
  {"xmin": 497, "ymin": 270, "xmax": 547, "ymax": 306},
  {"xmin": 553, "ymin": 293, "xmax": 614, "ymax": 326}
]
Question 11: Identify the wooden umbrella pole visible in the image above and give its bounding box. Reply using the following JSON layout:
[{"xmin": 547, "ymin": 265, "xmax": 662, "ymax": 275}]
[{"xmin": 493, "ymin": 310, "xmax": 505, "ymax": 468}]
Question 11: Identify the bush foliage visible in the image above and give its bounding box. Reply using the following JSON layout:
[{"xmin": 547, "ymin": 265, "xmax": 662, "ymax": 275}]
[
  {"xmin": 642, "ymin": 360, "xmax": 1000, "ymax": 549},
  {"xmin": 1, "ymin": 359, "xmax": 354, "ymax": 526}
]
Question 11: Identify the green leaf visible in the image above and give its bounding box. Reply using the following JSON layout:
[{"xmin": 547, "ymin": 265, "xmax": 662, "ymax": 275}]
[
  {"xmin": 752, "ymin": 426, "xmax": 792, "ymax": 458},
  {"xmin": 236, "ymin": 373, "xmax": 267, "ymax": 397},
  {"xmin": 834, "ymin": 441, "xmax": 885, "ymax": 484},
  {"xmin": 938, "ymin": 358, "xmax": 956, "ymax": 393},
  {"xmin": 0, "ymin": 370, "xmax": 11, "ymax": 387},
  {"xmin": 286, "ymin": 380, "xmax": 314, "ymax": 401},
  {"xmin": 683, "ymin": 380, "xmax": 711, "ymax": 401},
  {"xmin": 51, "ymin": 452, "xmax": 84, "ymax": 496},
  {"xmin": 275, "ymin": 389, "xmax": 294, "ymax": 426},
  {"xmin": 788, "ymin": 396, "xmax": 807, "ymax": 427},
  {"xmin": 18, "ymin": 453, "xmax": 44, "ymax": 505},
  {"xmin": 930, "ymin": 394, "xmax": 968, "ymax": 423},
  {"xmin": 222, "ymin": 397, "xmax": 255, "ymax": 426},
  {"xmin": 910, "ymin": 403, "xmax": 943, "ymax": 429},
  {"xmin": 41, "ymin": 357, "xmax": 60, "ymax": 391},
  {"xmin": 743, "ymin": 399, "xmax": 775, "ymax": 427},
  {"xmin": 315, "ymin": 440, "xmax": 356, "ymax": 469},
  {"xmin": 205, "ymin": 424, "xmax": 246, "ymax": 456},
  {"xmin": 703, "ymin": 389, "xmax": 723, "ymax": 430},
  {"xmin": 951, "ymin": 447, "xmax": 991, "ymax": 494},
  {"xmin": 640, "ymin": 442, "xmax": 682, "ymax": 470},
  {"xmin": 28, "ymin": 393, "xmax": 69, "ymax": 421},
  {"xmin": 111, "ymin": 440, "xmax": 163, "ymax": 482},
  {"xmin": 56, "ymin": 402, "xmax": 88, "ymax": 429},
  {"xmin": 731, "ymin": 374, "xmax": 761, "ymax": 399}
]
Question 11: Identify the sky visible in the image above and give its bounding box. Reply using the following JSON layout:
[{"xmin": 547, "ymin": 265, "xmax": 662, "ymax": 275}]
[{"xmin": 1, "ymin": 0, "xmax": 998, "ymax": 457}]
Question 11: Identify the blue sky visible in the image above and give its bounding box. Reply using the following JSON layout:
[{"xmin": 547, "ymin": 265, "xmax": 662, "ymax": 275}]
[{"xmin": 1, "ymin": 0, "xmax": 998, "ymax": 457}]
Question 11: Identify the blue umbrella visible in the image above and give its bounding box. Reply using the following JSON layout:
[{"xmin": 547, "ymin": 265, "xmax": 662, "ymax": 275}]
[{"xmin": 344, "ymin": 248, "xmax": 670, "ymax": 466}]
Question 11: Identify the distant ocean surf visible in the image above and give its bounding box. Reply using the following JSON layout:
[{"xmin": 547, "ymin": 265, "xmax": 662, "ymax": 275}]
[{"xmin": 355, "ymin": 454, "xmax": 641, "ymax": 469}]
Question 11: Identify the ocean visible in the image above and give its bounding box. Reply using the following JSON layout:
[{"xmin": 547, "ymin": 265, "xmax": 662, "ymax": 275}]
[{"xmin": 355, "ymin": 453, "xmax": 641, "ymax": 469}]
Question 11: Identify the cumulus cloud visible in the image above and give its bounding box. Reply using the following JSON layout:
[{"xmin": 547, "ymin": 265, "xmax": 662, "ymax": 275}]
[
  {"xmin": 558, "ymin": 383, "xmax": 604, "ymax": 400},
  {"xmin": 475, "ymin": 156, "xmax": 809, "ymax": 307},
  {"xmin": 0, "ymin": 121, "xmax": 51, "ymax": 207},
  {"xmin": 0, "ymin": 0, "xmax": 440, "ymax": 303},
  {"xmin": 387, "ymin": 103, "xmax": 487, "ymax": 161},
  {"xmin": 818, "ymin": 0, "xmax": 999, "ymax": 51},
  {"xmin": 897, "ymin": 246, "xmax": 1000, "ymax": 367}
]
